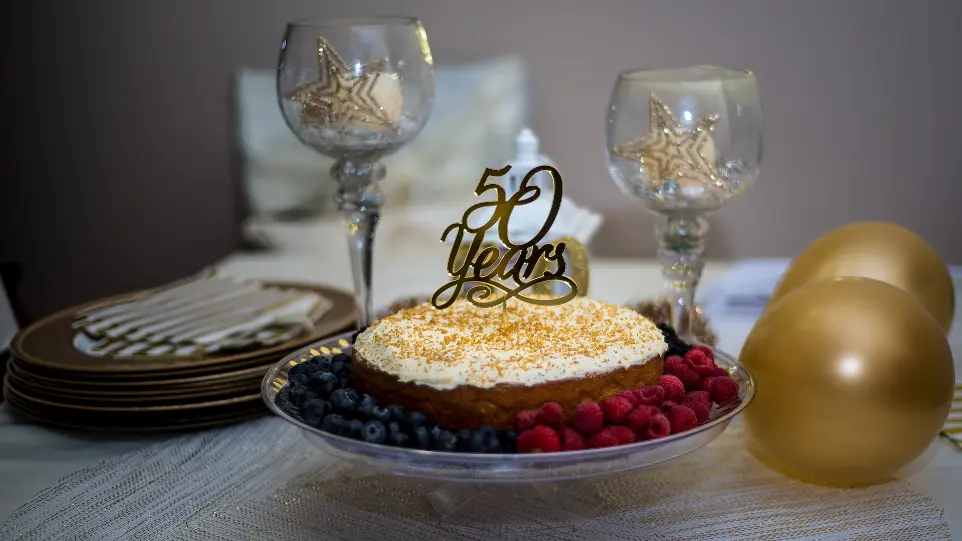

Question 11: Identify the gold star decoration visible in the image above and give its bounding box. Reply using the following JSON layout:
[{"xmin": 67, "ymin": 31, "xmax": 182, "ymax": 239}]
[
  {"xmin": 611, "ymin": 94, "xmax": 720, "ymax": 189},
  {"xmin": 286, "ymin": 37, "xmax": 394, "ymax": 130}
]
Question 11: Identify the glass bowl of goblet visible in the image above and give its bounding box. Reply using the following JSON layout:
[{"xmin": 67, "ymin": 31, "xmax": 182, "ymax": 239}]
[
  {"xmin": 605, "ymin": 66, "xmax": 762, "ymax": 339},
  {"xmin": 277, "ymin": 16, "xmax": 435, "ymax": 327}
]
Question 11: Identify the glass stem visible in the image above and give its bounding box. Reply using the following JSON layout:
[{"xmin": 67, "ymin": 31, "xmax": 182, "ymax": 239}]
[
  {"xmin": 331, "ymin": 158, "xmax": 385, "ymax": 328},
  {"xmin": 656, "ymin": 213, "xmax": 708, "ymax": 340}
]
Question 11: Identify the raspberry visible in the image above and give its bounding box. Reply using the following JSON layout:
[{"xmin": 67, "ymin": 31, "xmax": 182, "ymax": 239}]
[
  {"xmin": 710, "ymin": 377, "xmax": 739, "ymax": 405},
  {"xmin": 700, "ymin": 376, "xmax": 718, "ymax": 393},
  {"xmin": 561, "ymin": 427, "xmax": 586, "ymax": 451},
  {"xmin": 644, "ymin": 413, "xmax": 671, "ymax": 439},
  {"xmin": 687, "ymin": 401, "xmax": 710, "ymax": 424},
  {"xmin": 535, "ymin": 402, "xmax": 565, "ymax": 428},
  {"xmin": 515, "ymin": 410, "xmax": 538, "ymax": 432},
  {"xmin": 616, "ymin": 390, "xmax": 639, "ymax": 407},
  {"xmin": 676, "ymin": 368, "xmax": 703, "ymax": 392},
  {"xmin": 711, "ymin": 366, "xmax": 729, "ymax": 378},
  {"xmin": 658, "ymin": 375, "xmax": 685, "ymax": 401},
  {"xmin": 601, "ymin": 396, "xmax": 634, "ymax": 425},
  {"xmin": 607, "ymin": 425, "xmax": 636, "ymax": 445},
  {"xmin": 682, "ymin": 391, "xmax": 711, "ymax": 409},
  {"xmin": 685, "ymin": 348, "xmax": 711, "ymax": 367},
  {"xmin": 517, "ymin": 425, "xmax": 561, "ymax": 453},
  {"xmin": 660, "ymin": 400, "xmax": 677, "ymax": 412},
  {"xmin": 664, "ymin": 355, "xmax": 687, "ymax": 376},
  {"xmin": 587, "ymin": 428, "xmax": 620, "ymax": 448},
  {"xmin": 665, "ymin": 405, "xmax": 698, "ymax": 434},
  {"xmin": 572, "ymin": 401, "xmax": 604, "ymax": 435},
  {"xmin": 626, "ymin": 405, "xmax": 657, "ymax": 433},
  {"xmin": 689, "ymin": 344, "xmax": 715, "ymax": 360},
  {"xmin": 633, "ymin": 385, "xmax": 665, "ymax": 406}
]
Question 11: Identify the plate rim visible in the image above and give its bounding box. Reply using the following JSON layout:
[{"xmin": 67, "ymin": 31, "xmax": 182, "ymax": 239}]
[{"xmin": 5, "ymin": 377, "xmax": 262, "ymax": 412}]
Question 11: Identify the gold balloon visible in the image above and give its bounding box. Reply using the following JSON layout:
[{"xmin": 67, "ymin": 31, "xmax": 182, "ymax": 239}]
[
  {"xmin": 770, "ymin": 221, "xmax": 955, "ymax": 333},
  {"xmin": 742, "ymin": 277, "xmax": 955, "ymax": 485}
]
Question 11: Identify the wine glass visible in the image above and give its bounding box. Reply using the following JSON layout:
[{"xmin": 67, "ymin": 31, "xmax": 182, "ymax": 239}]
[
  {"xmin": 605, "ymin": 66, "xmax": 762, "ymax": 339},
  {"xmin": 277, "ymin": 17, "xmax": 435, "ymax": 327}
]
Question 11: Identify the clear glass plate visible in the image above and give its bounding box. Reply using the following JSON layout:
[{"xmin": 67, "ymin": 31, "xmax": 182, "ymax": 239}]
[{"xmin": 262, "ymin": 331, "xmax": 755, "ymax": 483}]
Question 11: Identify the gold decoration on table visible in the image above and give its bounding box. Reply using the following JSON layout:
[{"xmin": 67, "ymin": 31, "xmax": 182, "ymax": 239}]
[
  {"xmin": 431, "ymin": 165, "xmax": 579, "ymax": 311},
  {"xmin": 286, "ymin": 37, "xmax": 396, "ymax": 130},
  {"xmin": 611, "ymin": 94, "xmax": 720, "ymax": 189},
  {"xmin": 768, "ymin": 221, "xmax": 955, "ymax": 333},
  {"xmin": 740, "ymin": 277, "xmax": 955, "ymax": 485}
]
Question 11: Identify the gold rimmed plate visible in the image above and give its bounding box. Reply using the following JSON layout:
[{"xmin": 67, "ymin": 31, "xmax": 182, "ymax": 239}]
[
  {"xmin": 10, "ymin": 281, "xmax": 356, "ymax": 374},
  {"xmin": 4, "ymin": 379, "xmax": 261, "ymax": 413},
  {"xmin": 6, "ymin": 366, "xmax": 259, "ymax": 404},
  {"xmin": 7, "ymin": 356, "xmax": 269, "ymax": 390},
  {"xmin": 4, "ymin": 382, "xmax": 266, "ymax": 432}
]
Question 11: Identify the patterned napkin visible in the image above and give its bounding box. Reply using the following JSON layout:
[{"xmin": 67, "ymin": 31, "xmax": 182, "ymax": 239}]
[
  {"xmin": 72, "ymin": 273, "xmax": 332, "ymax": 358},
  {"xmin": 942, "ymin": 383, "xmax": 962, "ymax": 449}
]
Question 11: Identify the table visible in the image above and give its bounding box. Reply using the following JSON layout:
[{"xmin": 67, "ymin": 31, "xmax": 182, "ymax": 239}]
[{"xmin": 1, "ymin": 253, "xmax": 960, "ymax": 536}]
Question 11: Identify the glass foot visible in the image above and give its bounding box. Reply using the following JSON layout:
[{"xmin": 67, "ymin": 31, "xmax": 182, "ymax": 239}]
[{"xmin": 425, "ymin": 481, "xmax": 605, "ymax": 536}]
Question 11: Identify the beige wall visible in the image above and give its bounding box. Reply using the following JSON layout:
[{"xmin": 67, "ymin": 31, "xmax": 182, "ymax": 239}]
[{"xmin": 4, "ymin": 0, "xmax": 961, "ymax": 318}]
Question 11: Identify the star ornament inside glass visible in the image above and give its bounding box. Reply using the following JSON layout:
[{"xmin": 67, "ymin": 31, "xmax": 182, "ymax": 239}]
[
  {"xmin": 285, "ymin": 37, "xmax": 399, "ymax": 130},
  {"xmin": 612, "ymin": 94, "xmax": 721, "ymax": 190}
]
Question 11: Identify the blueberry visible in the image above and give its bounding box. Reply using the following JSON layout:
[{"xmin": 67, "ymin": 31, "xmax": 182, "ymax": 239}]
[
  {"xmin": 289, "ymin": 373, "xmax": 309, "ymax": 387},
  {"xmin": 342, "ymin": 388, "xmax": 360, "ymax": 402},
  {"xmin": 388, "ymin": 421, "xmax": 404, "ymax": 437},
  {"xmin": 456, "ymin": 429, "xmax": 473, "ymax": 452},
  {"xmin": 368, "ymin": 406, "xmax": 391, "ymax": 423},
  {"xmin": 404, "ymin": 411, "xmax": 428, "ymax": 430},
  {"xmin": 500, "ymin": 430, "xmax": 518, "ymax": 453},
  {"xmin": 388, "ymin": 405, "xmax": 406, "ymax": 423},
  {"xmin": 289, "ymin": 384, "xmax": 309, "ymax": 407},
  {"xmin": 309, "ymin": 354, "xmax": 330, "ymax": 365},
  {"xmin": 357, "ymin": 404, "xmax": 375, "ymax": 418},
  {"xmin": 332, "ymin": 352, "xmax": 352, "ymax": 365},
  {"xmin": 329, "ymin": 389, "xmax": 357, "ymax": 414},
  {"xmin": 309, "ymin": 371, "xmax": 338, "ymax": 398},
  {"xmin": 339, "ymin": 377, "xmax": 351, "ymax": 390},
  {"xmin": 432, "ymin": 430, "xmax": 458, "ymax": 452},
  {"xmin": 288, "ymin": 363, "xmax": 311, "ymax": 378},
  {"xmin": 359, "ymin": 394, "xmax": 377, "ymax": 409},
  {"xmin": 412, "ymin": 426, "xmax": 431, "ymax": 449},
  {"xmin": 346, "ymin": 419, "xmax": 364, "ymax": 440},
  {"xmin": 320, "ymin": 414, "xmax": 347, "ymax": 435},
  {"xmin": 330, "ymin": 361, "xmax": 348, "ymax": 377},
  {"xmin": 429, "ymin": 425, "xmax": 442, "ymax": 441},
  {"xmin": 389, "ymin": 431, "xmax": 411, "ymax": 448},
  {"xmin": 473, "ymin": 425, "xmax": 501, "ymax": 453},
  {"xmin": 276, "ymin": 386, "xmax": 291, "ymax": 403},
  {"xmin": 362, "ymin": 421, "xmax": 387, "ymax": 444},
  {"xmin": 468, "ymin": 432, "xmax": 489, "ymax": 453},
  {"xmin": 302, "ymin": 399, "xmax": 327, "ymax": 427}
]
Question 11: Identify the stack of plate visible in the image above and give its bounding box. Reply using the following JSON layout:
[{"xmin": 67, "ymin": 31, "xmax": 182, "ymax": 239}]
[{"xmin": 3, "ymin": 281, "xmax": 355, "ymax": 432}]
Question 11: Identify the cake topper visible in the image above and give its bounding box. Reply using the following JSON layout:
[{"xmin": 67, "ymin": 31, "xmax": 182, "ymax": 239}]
[{"xmin": 431, "ymin": 165, "xmax": 579, "ymax": 311}]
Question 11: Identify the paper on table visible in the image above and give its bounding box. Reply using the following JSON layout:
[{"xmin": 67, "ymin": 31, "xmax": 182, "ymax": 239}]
[{"xmin": 699, "ymin": 258, "xmax": 962, "ymax": 321}]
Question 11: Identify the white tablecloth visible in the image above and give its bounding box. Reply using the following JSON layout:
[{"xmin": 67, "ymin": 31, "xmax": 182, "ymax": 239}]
[{"xmin": 1, "ymin": 254, "xmax": 960, "ymax": 536}]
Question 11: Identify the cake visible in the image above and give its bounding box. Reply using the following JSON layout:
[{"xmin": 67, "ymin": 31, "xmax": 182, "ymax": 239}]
[{"xmin": 352, "ymin": 296, "xmax": 668, "ymax": 430}]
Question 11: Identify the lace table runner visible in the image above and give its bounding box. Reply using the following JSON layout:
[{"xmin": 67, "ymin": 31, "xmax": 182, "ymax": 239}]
[{"xmin": 0, "ymin": 418, "xmax": 950, "ymax": 541}]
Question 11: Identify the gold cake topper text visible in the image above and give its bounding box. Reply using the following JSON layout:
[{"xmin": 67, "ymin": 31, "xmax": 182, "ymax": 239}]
[{"xmin": 431, "ymin": 165, "xmax": 579, "ymax": 311}]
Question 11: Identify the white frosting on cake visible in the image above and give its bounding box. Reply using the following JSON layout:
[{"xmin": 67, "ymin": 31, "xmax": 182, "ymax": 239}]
[{"xmin": 353, "ymin": 297, "xmax": 667, "ymax": 390}]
